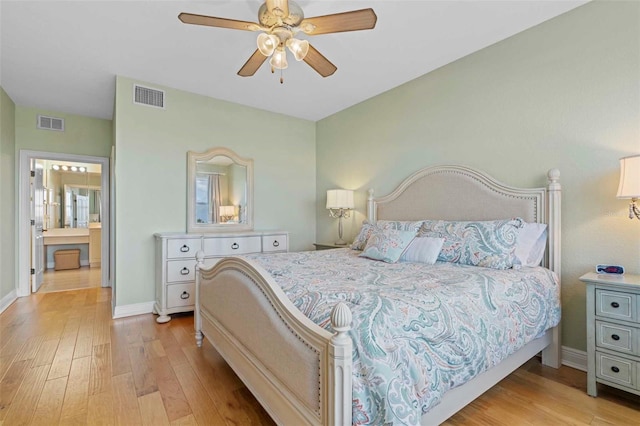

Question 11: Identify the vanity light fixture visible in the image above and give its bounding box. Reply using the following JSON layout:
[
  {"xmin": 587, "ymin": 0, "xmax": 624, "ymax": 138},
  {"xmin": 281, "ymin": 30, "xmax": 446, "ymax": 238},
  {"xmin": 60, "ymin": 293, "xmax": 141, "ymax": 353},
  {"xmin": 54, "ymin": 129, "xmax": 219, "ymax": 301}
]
[
  {"xmin": 326, "ymin": 189, "xmax": 354, "ymax": 245},
  {"xmin": 617, "ymin": 154, "xmax": 640, "ymax": 220},
  {"xmin": 51, "ymin": 164, "xmax": 89, "ymax": 173}
]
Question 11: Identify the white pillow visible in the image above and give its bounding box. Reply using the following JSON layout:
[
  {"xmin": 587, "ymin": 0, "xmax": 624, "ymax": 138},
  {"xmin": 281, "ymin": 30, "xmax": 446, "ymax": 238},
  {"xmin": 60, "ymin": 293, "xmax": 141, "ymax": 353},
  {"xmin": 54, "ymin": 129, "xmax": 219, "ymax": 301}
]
[
  {"xmin": 514, "ymin": 223, "xmax": 547, "ymax": 267},
  {"xmin": 400, "ymin": 237, "xmax": 445, "ymax": 264}
]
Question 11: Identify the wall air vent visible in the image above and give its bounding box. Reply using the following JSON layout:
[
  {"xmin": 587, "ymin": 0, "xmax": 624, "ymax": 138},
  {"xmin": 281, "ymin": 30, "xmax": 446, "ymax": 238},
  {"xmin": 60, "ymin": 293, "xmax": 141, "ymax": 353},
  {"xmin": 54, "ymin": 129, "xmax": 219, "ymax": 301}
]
[
  {"xmin": 37, "ymin": 115, "xmax": 64, "ymax": 131},
  {"xmin": 133, "ymin": 84, "xmax": 165, "ymax": 109}
]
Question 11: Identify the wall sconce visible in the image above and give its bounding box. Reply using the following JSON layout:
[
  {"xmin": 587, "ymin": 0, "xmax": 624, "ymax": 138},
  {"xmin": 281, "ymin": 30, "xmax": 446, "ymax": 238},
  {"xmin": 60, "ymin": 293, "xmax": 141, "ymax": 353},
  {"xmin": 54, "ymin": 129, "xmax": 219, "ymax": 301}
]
[
  {"xmin": 219, "ymin": 205, "xmax": 235, "ymax": 222},
  {"xmin": 617, "ymin": 154, "xmax": 640, "ymax": 220},
  {"xmin": 326, "ymin": 189, "xmax": 354, "ymax": 245}
]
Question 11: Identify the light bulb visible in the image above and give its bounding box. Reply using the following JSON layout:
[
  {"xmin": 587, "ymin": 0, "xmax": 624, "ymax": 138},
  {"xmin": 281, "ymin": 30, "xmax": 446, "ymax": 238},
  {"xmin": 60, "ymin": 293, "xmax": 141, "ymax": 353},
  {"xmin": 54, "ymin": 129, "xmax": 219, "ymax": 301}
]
[
  {"xmin": 71, "ymin": 166, "xmax": 78, "ymax": 172},
  {"xmin": 257, "ymin": 33, "xmax": 279, "ymax": 57},
  {"xmin": 269, "ymin": 48, "xmax": 288, "ymax": 70},
  {"xmin": 79, "ymin": 167, "xmax": 86, "ymax": 172},
  {"xmin": 52, "ymin": 165, "xmax": 60, "ymax": 170},
  {"xmin": 61, "ymin": 165, "xmax": 69, "ymax": 171},
  {"xmin": 286, "ymin": 38, "xmax": 309, "ymax": 61}
]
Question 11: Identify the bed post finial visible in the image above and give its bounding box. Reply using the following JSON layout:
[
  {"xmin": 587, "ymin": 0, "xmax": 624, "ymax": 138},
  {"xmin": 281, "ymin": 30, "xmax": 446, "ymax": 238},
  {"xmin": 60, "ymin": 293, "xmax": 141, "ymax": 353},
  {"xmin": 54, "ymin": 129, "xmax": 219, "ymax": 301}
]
[
  {"xmin": 367, "ymin": 189, "xmax": 375, "ymax": 223},
  {"xmin": 195, "ymin": 251, "xmax": 205, "ymax": 348},
  {"xmin": 329, "ymin": 302, "xmax": 353, "ymax": 426}
]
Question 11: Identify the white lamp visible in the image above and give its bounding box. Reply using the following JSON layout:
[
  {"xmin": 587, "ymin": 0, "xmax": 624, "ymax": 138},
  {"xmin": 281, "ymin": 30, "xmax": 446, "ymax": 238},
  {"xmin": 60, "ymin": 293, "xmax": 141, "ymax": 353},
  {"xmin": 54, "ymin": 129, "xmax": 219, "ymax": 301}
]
[
  {"xmin": 219, "ymin": 205, "xmax": 235, "ymax": 222},
  {"xmin": 617, "ymin": 154, "xmax": 640, "ymax": 220},
  {"xmin": 326, "ymin": 189, "xmax": 354, "ymax": 245}
]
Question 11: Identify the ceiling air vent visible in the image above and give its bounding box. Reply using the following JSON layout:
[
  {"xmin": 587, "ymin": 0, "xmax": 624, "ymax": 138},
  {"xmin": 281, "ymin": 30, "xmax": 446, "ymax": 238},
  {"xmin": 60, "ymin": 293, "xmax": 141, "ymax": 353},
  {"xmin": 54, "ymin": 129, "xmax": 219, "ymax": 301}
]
[
  {"xmin": 37, "ymin": 115, "xmax": 64, "ymax": 131},
  {"xmin": 133, "ymin": 84, "xmax": 165, "ymax": 109}
]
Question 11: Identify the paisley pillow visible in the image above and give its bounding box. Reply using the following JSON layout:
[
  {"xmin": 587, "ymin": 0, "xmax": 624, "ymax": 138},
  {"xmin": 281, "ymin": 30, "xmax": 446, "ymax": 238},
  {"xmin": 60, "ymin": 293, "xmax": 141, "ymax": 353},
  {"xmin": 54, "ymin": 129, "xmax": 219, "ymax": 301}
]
[
  {"xmin": 359, "ymin": 228, "xmax": 416, "ymax": 263},
  {"xmin": 418, "ymin": 218, "xmax": 524, "ymax": 269},
  {"xmin": 351, "ymin": 221, "xmax": 392, "ymax": 250},
  {"xmin": 376, "ymin": 220, "xmax": 424, "ymax": 232}
]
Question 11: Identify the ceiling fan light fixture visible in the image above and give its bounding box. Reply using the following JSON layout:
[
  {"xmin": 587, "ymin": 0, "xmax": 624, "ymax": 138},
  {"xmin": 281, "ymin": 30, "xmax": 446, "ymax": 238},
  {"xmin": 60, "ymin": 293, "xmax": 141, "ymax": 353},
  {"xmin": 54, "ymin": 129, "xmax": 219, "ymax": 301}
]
[
  {"xmin": 286, "ymin": 38, "xmax": 309, "ymax": 61},
  {"xmin": 257, "ymin": 33, "xmax": 279, "ymax": 56},
  {"xmin": 269, "ymin": 47, "xmax": 288, "ymax": 70}
]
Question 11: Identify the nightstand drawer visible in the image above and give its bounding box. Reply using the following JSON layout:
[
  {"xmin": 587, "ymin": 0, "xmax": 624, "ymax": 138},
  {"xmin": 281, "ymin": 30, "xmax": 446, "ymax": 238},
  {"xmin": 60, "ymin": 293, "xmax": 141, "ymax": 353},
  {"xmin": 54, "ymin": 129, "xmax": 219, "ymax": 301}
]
[
  {"xmin": 167, "ymin": 260, "xmax": 196, "ymax": 282},
  {"xmin": 596, "ymin": 352, "xmax": 636, "ymax": 389},
  {"xmin": 167, "ymin": 283, "xmax": 195, "ymax": 309},
  {"xmin": 596, "ymin": 321, "xmax": 636, "ymax": 355},
  {"xmin": 596, "ymin": 289, "xmax": 635, "ymax": 322},
  {"xmin": 167, "ymin": 238, "xmax": 201, "ymax": 259}
]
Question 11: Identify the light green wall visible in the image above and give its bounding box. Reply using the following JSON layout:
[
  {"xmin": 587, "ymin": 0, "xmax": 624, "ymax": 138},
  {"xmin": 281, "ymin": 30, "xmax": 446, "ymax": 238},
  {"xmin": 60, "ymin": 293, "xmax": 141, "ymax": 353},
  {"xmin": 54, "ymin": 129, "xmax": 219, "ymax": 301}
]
[
  {"xmin": 15, "ymin": 107, "xmax": 112, "ymax": 157},
  {"xmin": 0, "ymin": 87, "xmax": 16, "ymax": 302},
  {"xmin": 316, "ymin": 1, "xmax": 640, "ymax": 352},
  {"xmin": 113, "ymin": 76, "xmax": 316, "ymax": 307}
]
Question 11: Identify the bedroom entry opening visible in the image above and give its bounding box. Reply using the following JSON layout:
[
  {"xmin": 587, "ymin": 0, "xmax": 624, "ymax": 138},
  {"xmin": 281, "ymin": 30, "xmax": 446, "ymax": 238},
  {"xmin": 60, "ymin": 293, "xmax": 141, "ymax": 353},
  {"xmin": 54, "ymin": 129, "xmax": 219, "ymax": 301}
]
[{"xmin": 17, "ymin": 150, "xmax": 111, "ymax": 298}]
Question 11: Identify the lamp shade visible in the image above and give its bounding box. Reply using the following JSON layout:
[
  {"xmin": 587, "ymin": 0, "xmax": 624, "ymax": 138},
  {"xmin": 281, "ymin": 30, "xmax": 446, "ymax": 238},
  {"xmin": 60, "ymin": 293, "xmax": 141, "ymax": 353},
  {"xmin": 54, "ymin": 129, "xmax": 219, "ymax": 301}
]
[
  {"xmin": 326, "ymin": 189, "xmax": 354, "ymax": 209},
  {"xmin": 219, "ymin": 205, "xmax": 235, "ymax": 217},
  {"xmin": 617, "ymin": 154, "xmax": 640, "ymax": 199}
]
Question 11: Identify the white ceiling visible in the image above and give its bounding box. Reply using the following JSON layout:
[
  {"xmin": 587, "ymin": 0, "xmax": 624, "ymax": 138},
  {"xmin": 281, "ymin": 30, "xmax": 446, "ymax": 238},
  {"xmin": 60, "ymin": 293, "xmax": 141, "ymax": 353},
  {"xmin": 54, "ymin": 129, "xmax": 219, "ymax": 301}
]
[{"xmin": 1, "ymin": 0, "xmax": 587, "ymax": 122}]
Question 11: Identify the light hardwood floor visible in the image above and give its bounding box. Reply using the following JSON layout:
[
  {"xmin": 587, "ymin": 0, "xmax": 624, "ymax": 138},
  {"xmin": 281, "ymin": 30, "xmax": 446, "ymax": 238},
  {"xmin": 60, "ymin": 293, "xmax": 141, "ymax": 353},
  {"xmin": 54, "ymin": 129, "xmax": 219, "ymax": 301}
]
[
  {"xmin": 1, "ymin": 287, "xmax": 639, "ymax": 425},
  {"xmin": 38, "ymin": 267, "xmax": 102, "ymax": 293}
]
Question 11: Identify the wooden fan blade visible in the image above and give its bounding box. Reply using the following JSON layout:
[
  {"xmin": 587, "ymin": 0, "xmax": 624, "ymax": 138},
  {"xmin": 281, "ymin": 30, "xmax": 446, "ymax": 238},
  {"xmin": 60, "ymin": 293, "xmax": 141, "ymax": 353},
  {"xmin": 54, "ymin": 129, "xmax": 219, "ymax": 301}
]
[
  {"xmin": 238, "ymin": 50, "xmax": 268, "ymax": 77},
  {"xmin": 299, "ymin": 8, "xmax": 377, "ymax": 35},
  {"xmin": 265, "ymin": 0, "xmax": 289, "ymax": 18},
  {"xmin": 178, "ymin": 13, "xmax": 261, "ymax": 32},
  {"xmin": 303, "ymin": 45, "xmax": 337, "ymax": 77}
]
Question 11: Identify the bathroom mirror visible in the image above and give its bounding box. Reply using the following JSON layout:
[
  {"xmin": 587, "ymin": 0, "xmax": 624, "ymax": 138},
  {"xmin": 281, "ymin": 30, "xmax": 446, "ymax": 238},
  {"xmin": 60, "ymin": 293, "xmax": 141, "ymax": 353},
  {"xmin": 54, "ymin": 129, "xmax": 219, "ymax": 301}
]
[{"xmin": 187, "ymin": 147, "xmax": 253, "ymax": 233}]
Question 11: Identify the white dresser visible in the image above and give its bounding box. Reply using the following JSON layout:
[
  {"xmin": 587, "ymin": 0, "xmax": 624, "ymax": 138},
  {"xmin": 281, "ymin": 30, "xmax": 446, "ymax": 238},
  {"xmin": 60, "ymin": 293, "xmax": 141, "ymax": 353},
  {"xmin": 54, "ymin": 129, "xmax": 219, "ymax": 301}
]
[
  {"xmin": 581, "ymin": 272, "xmax": 640, "ymax": 398},
  {"xmin": 154, "ymin": 231, "xmax": 288, "ymax": 323}
]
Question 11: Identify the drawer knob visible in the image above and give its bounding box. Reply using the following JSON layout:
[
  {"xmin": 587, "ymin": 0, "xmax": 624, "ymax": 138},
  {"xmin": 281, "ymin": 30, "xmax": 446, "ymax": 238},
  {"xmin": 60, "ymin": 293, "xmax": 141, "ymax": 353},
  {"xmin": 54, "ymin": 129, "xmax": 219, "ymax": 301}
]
[
  {"xmin": 273, "ymin": 240, "xmax": 280, "ymax": 247},
  {"xmin": 180, "ymin": 291, "xmax": 190, "ymax": 300},
  {"xmin": 180, "ymin": 267, "xmax": 190, "ymax": 275},
  {"xmin": 180, "ymin": 245, "xmax": 190, "ymax": 253},
  {"xmin": 231, "ymin": 242, "xmax": 239, "ymax": 250},
  {"xmin": 610, "ymin": 301, "xmax": 620, "ymax": 308},
  {"xmin": 611, "ymin": 334, "xmax": 620, "ymax": 341},
  {"xmin": 611, "ymin": 366, "xmax": 620, "ymax": 373}
]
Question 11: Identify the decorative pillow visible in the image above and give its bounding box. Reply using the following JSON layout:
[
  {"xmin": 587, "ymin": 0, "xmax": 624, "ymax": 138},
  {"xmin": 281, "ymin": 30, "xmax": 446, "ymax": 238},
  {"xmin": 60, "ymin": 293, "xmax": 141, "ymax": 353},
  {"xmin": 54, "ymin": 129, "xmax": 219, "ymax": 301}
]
[
  {"xmin": 514, "ymin": 223, "xmax": 547, "ymax": 267},
  {"xmin": 418, "ymin": 218, "xmax": 525, "ymax": 269},
  {"xmin": 376, "ymin": 220, "xmax": 424, "ymax": 233},
  {"xmin": 400, "ymin": 237, "xmax": 445, "ymax": 264},
  {"xmin": 351, "ymin": 221, "xmax": 391, "ymax": 250},
  {"xmin": 359, "ymin": 228, "xmax": 416, "ymax": 263}
]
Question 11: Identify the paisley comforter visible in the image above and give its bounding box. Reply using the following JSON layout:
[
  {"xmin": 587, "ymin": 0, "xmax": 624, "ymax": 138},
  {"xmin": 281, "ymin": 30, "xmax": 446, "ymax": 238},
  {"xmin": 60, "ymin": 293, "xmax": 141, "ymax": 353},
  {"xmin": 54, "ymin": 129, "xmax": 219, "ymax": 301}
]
[{"xmin": 244, "ymin": 249, "xmax": 561, "ymax": 426}]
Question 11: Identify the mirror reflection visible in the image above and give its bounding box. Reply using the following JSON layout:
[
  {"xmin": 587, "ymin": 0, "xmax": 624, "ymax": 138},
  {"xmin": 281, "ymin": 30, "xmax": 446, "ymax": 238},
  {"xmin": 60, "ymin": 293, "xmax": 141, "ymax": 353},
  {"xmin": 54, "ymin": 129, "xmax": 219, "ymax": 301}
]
[
  {"xmin": 44, "ymin": 164, "xmax": 102, "ymax": 229},
  {"xmin": 187, "ymin": 147, "xmax": 254, "ymax": 233},
  {"xmin": 195, "ymin": 156, "xmax": 247, "ymax": 225}
]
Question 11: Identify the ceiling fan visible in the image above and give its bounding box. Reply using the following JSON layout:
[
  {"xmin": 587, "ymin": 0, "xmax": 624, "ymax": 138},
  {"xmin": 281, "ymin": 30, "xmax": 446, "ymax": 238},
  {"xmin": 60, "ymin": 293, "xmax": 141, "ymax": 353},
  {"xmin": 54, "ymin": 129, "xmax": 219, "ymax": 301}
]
[{"xmin": 178, "ymin": 0, "xmax": 377, "ymax": 82}]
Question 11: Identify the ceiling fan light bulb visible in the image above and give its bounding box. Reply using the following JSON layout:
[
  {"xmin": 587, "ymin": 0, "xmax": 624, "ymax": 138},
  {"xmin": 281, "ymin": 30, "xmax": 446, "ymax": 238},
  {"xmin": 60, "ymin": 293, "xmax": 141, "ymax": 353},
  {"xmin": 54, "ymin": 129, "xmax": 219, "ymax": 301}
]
[
  {"xmin": 286, "ymin": 38, "xmax": 309, "ymax": 61},
  {"xmin": 257, "ymin": 33, "xmax": 278, "ymax": 56},
  {"xmin": 269, "ymin": 48, "xmax": 288, "ymax": 69}
]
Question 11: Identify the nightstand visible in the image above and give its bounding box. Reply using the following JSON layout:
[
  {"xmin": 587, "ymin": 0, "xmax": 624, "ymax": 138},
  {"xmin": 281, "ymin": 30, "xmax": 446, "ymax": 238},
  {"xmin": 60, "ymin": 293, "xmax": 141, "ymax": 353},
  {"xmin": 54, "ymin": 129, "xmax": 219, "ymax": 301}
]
[
  {"xmin": 313, "ymin": 243, "xmax": 348, "ymax": 251},
  {"xmin": 580, "ymin": 272, "xmax": 640, "ymax": 398}
]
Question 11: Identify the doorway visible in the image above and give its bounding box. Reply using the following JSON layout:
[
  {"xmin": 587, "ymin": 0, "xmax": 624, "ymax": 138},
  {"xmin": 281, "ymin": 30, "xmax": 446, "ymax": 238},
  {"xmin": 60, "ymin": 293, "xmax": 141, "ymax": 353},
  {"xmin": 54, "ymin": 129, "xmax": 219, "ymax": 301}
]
[{"xmin": 17, "ymin": 150, "xmax": 110, "ymax": 299}]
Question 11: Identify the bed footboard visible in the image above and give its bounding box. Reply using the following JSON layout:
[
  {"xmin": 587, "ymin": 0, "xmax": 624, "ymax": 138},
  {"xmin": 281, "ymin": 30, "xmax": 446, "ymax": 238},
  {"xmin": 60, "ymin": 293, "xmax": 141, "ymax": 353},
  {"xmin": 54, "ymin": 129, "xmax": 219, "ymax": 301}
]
[{"xmin": 194, "ymin": 252, "xmax": 352, "ymax": 426}]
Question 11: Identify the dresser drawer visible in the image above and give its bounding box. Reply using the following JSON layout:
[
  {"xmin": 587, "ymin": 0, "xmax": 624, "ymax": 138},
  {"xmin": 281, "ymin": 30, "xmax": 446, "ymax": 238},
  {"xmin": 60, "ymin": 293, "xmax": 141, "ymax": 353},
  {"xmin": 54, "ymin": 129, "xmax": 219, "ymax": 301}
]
[
  {"xmin": 203, "ymin": 236, "xmax": 262, "ymax": 256},
  {"xmin": 596, "ymin": 352, "xmax": 636, "ymax": 389},
  {"xmin": 262, "ymin": 234, "xmax": 288, "ymax": 253},
  {"xmin": 596, "ymin": 320, "xmax": 636, "ymax": 356},
  {"xmin": 596, "ymin": 289, "xmax": 635, "ymax": 322},
  {"xmin": 167, "ymin": 260, "xmax": 196, "ymax": 282},
  {"xmin": 167, "ymin": 283, "xmax": 195, "ymax": 309},
  {"xmin": 167, "ymin": 238, "xmax": 201, "ymax": 259}
]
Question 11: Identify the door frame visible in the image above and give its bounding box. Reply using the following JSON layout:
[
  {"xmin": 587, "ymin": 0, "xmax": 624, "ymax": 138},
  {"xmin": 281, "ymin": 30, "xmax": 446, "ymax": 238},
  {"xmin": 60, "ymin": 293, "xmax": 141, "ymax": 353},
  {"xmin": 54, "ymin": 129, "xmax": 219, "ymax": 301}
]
[{"xmin": 17, "ymin": 150, "xmax": 111, "ymax": 297}]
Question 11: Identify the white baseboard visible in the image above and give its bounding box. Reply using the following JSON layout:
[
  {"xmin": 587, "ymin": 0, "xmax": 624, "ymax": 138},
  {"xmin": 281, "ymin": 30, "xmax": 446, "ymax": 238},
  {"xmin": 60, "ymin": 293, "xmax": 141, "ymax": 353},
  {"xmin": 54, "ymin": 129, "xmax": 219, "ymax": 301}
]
[
  {"xmin": 112, "ymin": 301, "xmax": 155, "ymax": 319},
  {"xmin": 0, "ymin": 289, "xmax": 17, "ymax": 314},
  {"xmin": 562, "ymin": 346, "xmax": 587, "ymax": 371}
]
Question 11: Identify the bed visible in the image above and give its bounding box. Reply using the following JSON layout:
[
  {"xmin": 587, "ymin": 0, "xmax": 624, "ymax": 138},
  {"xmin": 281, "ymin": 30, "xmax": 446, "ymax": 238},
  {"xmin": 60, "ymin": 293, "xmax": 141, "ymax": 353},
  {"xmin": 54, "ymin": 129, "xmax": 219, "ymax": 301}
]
[{"xmin": 194, "ymin": 164, "xmax": 562, "ymax": 425}]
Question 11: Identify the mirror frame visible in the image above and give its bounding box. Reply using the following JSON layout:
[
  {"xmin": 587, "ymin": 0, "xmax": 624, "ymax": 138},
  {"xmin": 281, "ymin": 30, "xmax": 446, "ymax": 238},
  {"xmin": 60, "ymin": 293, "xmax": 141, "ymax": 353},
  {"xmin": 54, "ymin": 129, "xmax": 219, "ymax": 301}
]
[{"xmin": 187, "ymin": 147, "xmax": 254, "ymax": 233}]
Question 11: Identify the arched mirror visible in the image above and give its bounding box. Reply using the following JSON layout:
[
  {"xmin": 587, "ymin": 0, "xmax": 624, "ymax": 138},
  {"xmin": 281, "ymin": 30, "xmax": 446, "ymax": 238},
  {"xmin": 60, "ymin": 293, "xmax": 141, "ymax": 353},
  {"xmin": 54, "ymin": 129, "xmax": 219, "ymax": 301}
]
[{"xmin": 187, "ymin": 147, "xmax": 253, "ymax": 233}]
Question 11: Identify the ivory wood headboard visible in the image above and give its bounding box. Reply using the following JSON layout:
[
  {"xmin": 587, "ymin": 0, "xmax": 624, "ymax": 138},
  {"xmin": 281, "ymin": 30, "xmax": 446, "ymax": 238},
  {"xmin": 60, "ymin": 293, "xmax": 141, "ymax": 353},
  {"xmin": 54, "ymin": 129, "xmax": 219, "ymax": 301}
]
[{"xmin": 366, "ymin": 165, "xmax": 561, "ymax": 277}]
